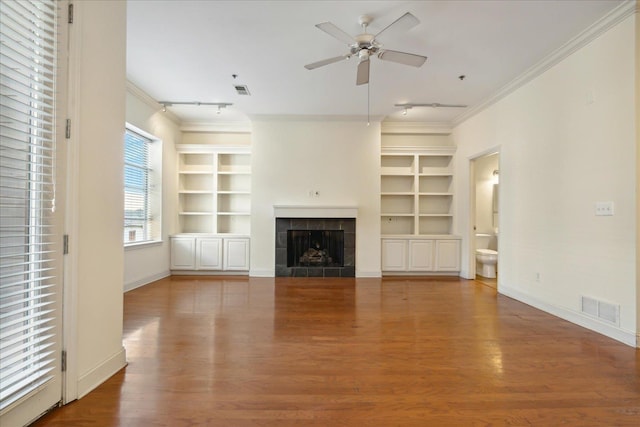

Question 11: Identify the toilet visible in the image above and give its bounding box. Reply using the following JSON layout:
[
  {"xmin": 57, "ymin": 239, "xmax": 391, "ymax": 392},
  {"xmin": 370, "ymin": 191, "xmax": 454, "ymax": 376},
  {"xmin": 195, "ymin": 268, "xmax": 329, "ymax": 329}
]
[
  {"xmin": 475, "ymin": 233, "xmax": 498, "ymax": 278},
  {"xmin": 476, "ymin": 249, "xmax": 498, "ymax": 278}
]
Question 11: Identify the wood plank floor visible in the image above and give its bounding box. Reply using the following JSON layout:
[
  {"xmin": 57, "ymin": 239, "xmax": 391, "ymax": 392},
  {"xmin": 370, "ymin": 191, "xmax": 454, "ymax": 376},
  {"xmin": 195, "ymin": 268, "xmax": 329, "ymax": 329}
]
[{"xmin": 33, "ymin": 276, "xmax": 640, "ymax": 426}]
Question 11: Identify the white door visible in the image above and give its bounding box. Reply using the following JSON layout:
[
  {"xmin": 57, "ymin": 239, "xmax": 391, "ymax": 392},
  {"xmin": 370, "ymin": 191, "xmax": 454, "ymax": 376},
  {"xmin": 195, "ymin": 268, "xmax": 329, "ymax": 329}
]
[
  {"xmin": 0, "ymin": 1, "xmax": 65, "ymax": 424},
  {"xmin": 197, "ymin": 238, "xmax": 223, "ymax": 270},
  {"xmin": 170, "ymin": 237, "xmax": 197, "ymax": 270},
  {"xmin": 223, "ymin": 238, "xmax": 250, "ymax": 270},
  {"xmin": 409, "ymin": 240, "xmax": 434, "ymax": 271},
  {"xmin": 381, "ymin": 239, "xmax": 408, "ymax": 271}
]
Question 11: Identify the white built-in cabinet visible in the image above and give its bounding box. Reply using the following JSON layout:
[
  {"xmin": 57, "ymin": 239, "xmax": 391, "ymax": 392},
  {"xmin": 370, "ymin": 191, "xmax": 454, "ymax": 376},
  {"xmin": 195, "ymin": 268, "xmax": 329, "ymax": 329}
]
[
  {"xmin": 380, "ymin": 146, "xmax": 460, "ymax": 275},
  {"xmin": 381, "ymin": 238, "xmax": 460, "ymax": 273},
  {"xmin": 170, "ymin": 235, "xmax": 249, "ymax": 272},
  {"xmin": 171, "ymin": 145, "xmax": 250, "ymax": 273}
]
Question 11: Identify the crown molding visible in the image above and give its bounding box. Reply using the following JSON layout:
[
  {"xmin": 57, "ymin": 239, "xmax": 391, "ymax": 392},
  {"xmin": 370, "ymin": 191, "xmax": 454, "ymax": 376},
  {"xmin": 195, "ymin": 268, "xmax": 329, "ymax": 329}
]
[
  {"xmin": 381, "ymin": 121, "xmax": 452, "ymax": 135},
  {"xmin": 126, "ymin": 80, "xmax": 181, "ymax": 125},
  {"xmin": 180, "ymin": 121, "xmax": 252, "ymax": 133},
  {"xmin": 248, "ymin": 114, "xmax": 384, "ymax": 123},
  {"xmin": 452, "ymin": 0, "xmax": 637, "ymax": 127}
]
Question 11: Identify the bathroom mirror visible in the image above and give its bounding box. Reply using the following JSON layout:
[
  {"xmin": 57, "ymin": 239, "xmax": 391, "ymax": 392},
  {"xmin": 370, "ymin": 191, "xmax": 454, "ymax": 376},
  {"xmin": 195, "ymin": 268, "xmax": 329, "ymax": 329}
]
[
  {"xmin": 492, "ymin": 184, "xmax": 499, "ymax": 213},
  {"xmin": 492, "ymin": 184, "xmax": 499, "ymax": 229}
]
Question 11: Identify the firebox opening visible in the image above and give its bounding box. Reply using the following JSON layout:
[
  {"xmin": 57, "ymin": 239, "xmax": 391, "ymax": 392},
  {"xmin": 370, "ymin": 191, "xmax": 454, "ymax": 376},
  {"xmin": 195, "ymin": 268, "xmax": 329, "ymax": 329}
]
[{"xmin": 287, "ymin": 230, "xmax": 344, "ymax": 267}]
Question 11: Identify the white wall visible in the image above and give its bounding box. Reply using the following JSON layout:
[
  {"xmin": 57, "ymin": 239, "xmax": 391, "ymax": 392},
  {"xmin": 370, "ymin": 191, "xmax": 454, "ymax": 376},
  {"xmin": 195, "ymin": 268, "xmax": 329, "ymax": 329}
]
[
  {"xmin": 124, "ymin": 87, "xmax": 180, "ymax": 291},
  {"xmin": 68, "ymin": 0, "xmax": 127, "ymax": 397},
  {"xmin": 250, "ymin": 120, "xmax": 381, "ymax": 277},
  {"xmin": 454, "ymin": 14, "xmax": 637, "ymax": 345}
]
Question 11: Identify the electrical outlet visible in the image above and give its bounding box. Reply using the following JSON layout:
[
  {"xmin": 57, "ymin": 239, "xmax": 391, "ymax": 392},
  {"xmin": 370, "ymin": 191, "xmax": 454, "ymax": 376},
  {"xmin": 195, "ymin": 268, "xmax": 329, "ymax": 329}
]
[
  {"xmin": 535, "ymin": 272, "xmax": 540, "ymax": 282},
  {"xmin": 595, "ymin": 201, "xmax": 614, "ymax": 216}
]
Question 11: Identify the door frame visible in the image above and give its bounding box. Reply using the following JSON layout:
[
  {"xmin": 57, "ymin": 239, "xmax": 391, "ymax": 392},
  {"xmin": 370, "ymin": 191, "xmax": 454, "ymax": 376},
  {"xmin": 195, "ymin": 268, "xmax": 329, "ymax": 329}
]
[{"xmin": 467, "ymin": 147, "xmax": 501, "ymax": 282}]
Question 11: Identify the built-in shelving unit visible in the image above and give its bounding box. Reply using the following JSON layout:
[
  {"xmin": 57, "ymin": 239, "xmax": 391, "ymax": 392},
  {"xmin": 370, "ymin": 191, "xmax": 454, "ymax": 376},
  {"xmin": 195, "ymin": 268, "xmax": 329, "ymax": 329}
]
[
  {"xmin": 177, "ymin": 146, "xmax": 251, "ymax": 235},
  {"xmin": 381, "ymin": 147, "xmax": 455, "ymax": 236},
  {"xmin": 380, "ymin": 145, "xmax": 460, "ymax": 275},
  {"xmin": 173, "ymin": 145, "xmax": 251, "ymax": 274}
]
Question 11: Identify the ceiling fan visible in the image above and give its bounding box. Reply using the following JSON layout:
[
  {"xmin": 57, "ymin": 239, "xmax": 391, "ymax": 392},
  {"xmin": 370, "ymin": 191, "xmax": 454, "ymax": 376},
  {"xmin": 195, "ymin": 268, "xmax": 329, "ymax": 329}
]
[{"xmin": 304, "ymin": 12, "xmax": 427, "ymax": 85}]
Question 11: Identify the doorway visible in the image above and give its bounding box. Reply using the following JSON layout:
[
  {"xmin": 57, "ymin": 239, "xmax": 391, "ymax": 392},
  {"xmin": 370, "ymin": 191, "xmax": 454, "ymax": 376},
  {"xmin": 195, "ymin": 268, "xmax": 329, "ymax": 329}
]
[{"xmin": 470, "ymin": 151, "xmax": 500, "ymax": 288}]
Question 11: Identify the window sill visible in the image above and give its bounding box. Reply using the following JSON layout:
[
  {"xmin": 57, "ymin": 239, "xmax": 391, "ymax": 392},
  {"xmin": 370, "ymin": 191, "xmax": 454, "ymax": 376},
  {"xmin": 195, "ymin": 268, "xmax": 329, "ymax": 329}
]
[{"xmin": 124, "ymin": 240, "xmax": 163, "ymax": 251}]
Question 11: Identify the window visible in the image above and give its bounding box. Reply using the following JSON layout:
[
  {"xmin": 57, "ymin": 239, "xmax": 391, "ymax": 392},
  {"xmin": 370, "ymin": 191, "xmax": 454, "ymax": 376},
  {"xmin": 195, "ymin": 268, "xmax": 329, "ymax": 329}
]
[
  {"xmin": 0, "ymin": 0, "xmax": 60, "ymax": 413},
  {"xmin": 124, "ymin": 126, "xmax": 161, "ymax": 245}
]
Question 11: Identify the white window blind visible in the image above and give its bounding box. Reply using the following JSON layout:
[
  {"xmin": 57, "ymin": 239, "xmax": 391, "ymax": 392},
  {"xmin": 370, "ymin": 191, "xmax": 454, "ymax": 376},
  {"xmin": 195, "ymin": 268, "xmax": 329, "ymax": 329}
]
[
  {"xmin": 0, "ymin": 0, "xmax": 59, "ymax": 413},
  {"xmin": 124, "ymin": 129, "xmax": 153, "ymax": 244}
]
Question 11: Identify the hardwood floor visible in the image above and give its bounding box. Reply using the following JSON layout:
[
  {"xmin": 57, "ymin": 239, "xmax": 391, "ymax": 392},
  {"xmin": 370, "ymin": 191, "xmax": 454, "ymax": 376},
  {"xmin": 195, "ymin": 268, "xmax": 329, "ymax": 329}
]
[{"xmin": 33, "ymin": 276, "xmax": 640, "ymax": 426}]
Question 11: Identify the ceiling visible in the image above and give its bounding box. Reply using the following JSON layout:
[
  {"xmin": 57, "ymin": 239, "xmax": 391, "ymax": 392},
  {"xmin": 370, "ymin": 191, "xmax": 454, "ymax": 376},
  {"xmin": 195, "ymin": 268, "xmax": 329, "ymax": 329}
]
[{"xmin": 126, "ymin": 0, "xmax": 625, "ymax": 126}]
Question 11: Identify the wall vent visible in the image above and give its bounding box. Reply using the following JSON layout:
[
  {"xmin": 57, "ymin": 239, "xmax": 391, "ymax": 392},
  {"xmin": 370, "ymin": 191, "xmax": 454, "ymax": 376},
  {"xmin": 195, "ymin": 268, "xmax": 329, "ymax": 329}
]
[
  {"xmin": 581, "ymin": 296, "xmax": 620, "ymax": 325},
  {"xmin": 234, "ymin": 85, "xmax": 250, "ymax": 95}
]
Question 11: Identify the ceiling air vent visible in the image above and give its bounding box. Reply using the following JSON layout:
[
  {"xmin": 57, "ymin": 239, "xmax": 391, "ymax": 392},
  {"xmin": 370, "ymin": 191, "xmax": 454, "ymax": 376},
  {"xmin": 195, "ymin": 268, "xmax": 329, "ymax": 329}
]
[{"xmin": 234, "ymin": 85, "xmax": 250, "ymax": 95}]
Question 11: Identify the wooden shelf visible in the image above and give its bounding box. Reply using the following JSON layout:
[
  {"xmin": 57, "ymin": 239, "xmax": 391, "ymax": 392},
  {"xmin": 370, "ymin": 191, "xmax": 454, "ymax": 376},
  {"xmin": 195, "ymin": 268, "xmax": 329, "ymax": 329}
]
[
  {"xmin": 381, "ymin": 147, "xmax": 455, "ymax": 236},
  {"xmin": 177, "ymin": 147, "xmax": 251, "ymax": 234}
]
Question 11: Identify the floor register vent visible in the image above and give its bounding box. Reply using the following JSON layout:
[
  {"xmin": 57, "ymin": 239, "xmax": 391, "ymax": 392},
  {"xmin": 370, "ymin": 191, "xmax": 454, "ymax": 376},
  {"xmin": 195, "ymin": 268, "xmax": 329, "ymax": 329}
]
[{"xmin": 581, "ymin": 296, "xmax": 620, "ymax": 325}]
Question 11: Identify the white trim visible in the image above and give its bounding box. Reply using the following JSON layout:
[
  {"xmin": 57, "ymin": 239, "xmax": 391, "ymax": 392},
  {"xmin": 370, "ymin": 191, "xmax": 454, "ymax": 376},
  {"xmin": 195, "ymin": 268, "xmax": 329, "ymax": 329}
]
[
  {"xmin": 381, "ymin": 146, "xmax": 457, "ymax": 155},
  {"xmin": 76, "ymin": 347, "xmax": 127, "ymax": 399},
  {"xmin": 126, "ymin": 80, "xmax": 181, "ymax": 125},
  {"xmin": 124, "ymin": 240, "xmax": 163, "ymax": 251},
  {"xmin": 175, "ymin": 144, "xmax": 251, "ymax": 154},
  {"xmin": 273, "ymin": 205, "xmax": 358, "ymax": 218},
  {"xmin": 180, "ymin": 122, "xmax": 252, "ymax": 133},
  {"xmin": 499, "ymin": 285, "xmax": 637, "ymax": 348},
  {"xmin": 62, "ymin": 0, "xmax": 83, "ymax": 402},
  {"xmin": 170, "ymin": 271, "xmax": 248, "ymax": 276},
  {"xmin": 453, "ymin": 0, "xmax": 637, "ymax": 127},
  {"xmin": 356, "ymin": 270, "xmax": 382, "ymax": 278},
  {"xmin": 381, "ymin": 121, "xmax": 453, "ymax": 135},
  {"xmin": 124, "ymin": 270, "xmax": 170, "ymax": 293},
  {"xmin": 249, "ymin": 114, "xmax": 385, "ymax": 123},
  {"xmin": 250, "ymin": 268, "xmax": 274, "ymax": 277}
]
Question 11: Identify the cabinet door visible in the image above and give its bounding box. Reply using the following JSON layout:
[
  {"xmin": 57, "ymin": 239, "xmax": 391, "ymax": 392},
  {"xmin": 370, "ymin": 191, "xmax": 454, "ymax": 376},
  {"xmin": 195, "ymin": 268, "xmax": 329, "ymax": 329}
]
[
  {"xmin": 196, "ymin": 237, "xmax": 223, "ymax": 270},
  {"xmin": 381, "ymin": 239, "xmax": 408, "ymax": 271},
  {"xmin": 409, "ymin": 240, "xmax": 434, "ymax": 271},
  {"xmin": 435, "ymin": 239, "xmax": 461, "ymax": 271},
  {"xmin": 170, "ymin": 237, "xmax": 196, "ymax": 270},
  {"xmin": 224, "ymin": 238, "xmax": 250, "ymax": 270}
]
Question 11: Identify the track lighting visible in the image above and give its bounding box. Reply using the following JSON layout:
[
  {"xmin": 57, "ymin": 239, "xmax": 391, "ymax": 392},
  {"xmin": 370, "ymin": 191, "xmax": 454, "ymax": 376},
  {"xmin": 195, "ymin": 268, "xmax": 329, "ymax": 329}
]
[
  {"xmin": 395, "ymin": 102, "xmax": 468, "ymax": 111},
  {"xmin": 158, "ymin": 101, "xmax": 233, "ymax": 113}
]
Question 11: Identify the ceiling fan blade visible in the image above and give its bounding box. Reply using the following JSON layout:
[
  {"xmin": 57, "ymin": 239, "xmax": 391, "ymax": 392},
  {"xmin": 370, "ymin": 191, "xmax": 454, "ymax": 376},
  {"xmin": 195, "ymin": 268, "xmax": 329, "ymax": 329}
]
[
  {"xmin": 356, "ymin": 59, "xmax": 370, "ymax": 86},
  {"xmin": 378, "ymin": 49, "xmax": 427, "ymax": 67},
  {"xmin": 304, "ymin": 55, "xmax": 349, "ymax": 70},
  {"xmin": 373, "ymin": 12, "xmax": 419, "ymax": 42},
  {"xmin": 315, "ymin": 22, "xmax": 356, "ymax": 45}
]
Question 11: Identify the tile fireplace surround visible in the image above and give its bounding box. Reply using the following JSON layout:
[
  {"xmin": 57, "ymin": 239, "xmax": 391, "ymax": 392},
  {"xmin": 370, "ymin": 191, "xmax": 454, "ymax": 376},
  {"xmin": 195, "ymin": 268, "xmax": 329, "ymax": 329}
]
[{"xmin": 274, "ymin": 206, "xmax": 356, "ymax": 277}]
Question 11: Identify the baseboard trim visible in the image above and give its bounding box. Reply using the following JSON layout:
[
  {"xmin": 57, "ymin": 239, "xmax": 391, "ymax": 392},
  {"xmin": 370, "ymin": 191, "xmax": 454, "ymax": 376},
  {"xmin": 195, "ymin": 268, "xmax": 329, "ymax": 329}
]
[
  {"xmin": 171, "ymin": 270, "xmax": 249, "ymax": 276},
  {"xmin": 124, "ymin": 270, "xmax": 170, "ymax": 292},
  {"xmin": 250, "ymin": 269, "xmax": 274, "ymax": 277},
  {"xmin": 356, "ymin": 270, "xmax": 382, "ymax": 278},
  {"xmin": 382, "ymin": 271, "xmax": 460, "ymax": 277},
  {"xmin": 499, "ymin": 285, "xmax": 636, "ymax": 348},
  {"xmin": 77, "ymin": 346, "xmax": 127, "ymax": 399}
]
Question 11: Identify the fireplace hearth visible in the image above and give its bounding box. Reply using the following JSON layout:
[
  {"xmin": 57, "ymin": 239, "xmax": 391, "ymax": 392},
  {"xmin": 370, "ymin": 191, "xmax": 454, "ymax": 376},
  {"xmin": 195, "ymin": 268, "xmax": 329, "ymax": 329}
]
[{"xmin": 275, "ymin": 218, "xmax": 355, "ymax": 277}]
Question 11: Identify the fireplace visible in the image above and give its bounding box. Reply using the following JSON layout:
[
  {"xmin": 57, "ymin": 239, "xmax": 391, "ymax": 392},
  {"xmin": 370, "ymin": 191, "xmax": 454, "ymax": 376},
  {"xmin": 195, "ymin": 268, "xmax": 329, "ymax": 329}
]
[
  {"xmin": 275, "ymin": 217, "xmax": 355, "ymax": 277},
  {"xmin": 288, "ymin": 230, "xmax": 344, "ymax": 267}
]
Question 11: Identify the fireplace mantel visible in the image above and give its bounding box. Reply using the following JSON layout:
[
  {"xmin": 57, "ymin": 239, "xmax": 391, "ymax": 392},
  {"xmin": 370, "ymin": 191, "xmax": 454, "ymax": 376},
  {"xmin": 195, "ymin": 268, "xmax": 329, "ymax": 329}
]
[{"xmin": 273, "ymin": 205, "xmax": 358, "ymax": 219}]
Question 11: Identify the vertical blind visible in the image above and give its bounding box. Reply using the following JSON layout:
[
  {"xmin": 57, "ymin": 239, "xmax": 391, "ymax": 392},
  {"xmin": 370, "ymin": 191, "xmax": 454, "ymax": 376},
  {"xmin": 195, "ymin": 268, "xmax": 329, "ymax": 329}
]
[
  {"xmin": 124, "ymin": 129, "xmax": 152, "ymax": 244},
  {"xmin": 0, "ymin": 0, "xmax": 59, "ymax": 412}
]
